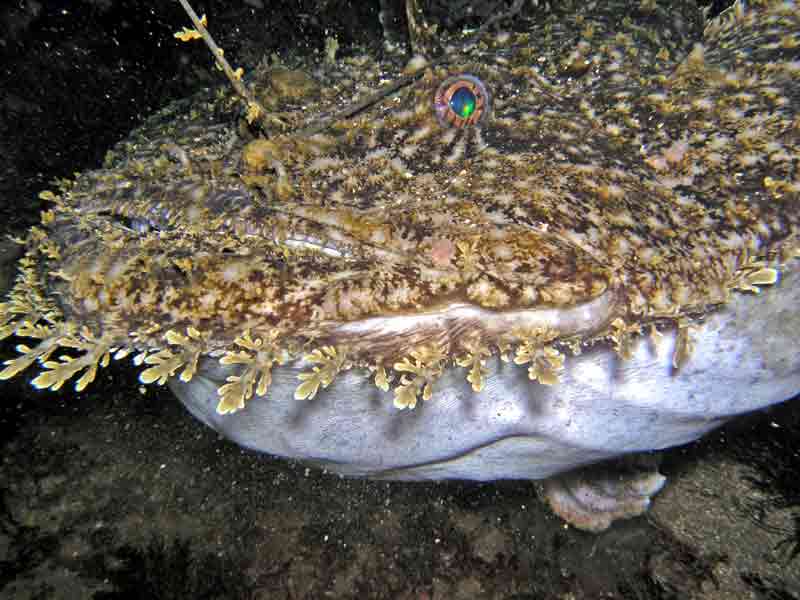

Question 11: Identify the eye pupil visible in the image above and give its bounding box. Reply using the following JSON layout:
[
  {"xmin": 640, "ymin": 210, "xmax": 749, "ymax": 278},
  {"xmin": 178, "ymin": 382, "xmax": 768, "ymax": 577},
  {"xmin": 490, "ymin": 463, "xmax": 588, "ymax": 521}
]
[{"xmin": 450, "ymin": 87, "xmax": 476, "ymax": 119}]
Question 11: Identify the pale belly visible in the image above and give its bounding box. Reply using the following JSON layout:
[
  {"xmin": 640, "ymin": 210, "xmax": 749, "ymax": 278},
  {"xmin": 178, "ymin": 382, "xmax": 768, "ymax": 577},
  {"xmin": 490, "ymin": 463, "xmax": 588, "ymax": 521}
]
[{"xmin": 170, "ymin": 261, "xmax": 800, "ymax": 483}]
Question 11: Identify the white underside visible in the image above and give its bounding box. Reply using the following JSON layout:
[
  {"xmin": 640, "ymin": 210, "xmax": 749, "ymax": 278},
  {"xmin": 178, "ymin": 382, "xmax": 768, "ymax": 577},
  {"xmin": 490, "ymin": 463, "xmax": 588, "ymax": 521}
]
[{"xmin": 170, "ymin": 260, "xmax": 800, "ymax": 481}]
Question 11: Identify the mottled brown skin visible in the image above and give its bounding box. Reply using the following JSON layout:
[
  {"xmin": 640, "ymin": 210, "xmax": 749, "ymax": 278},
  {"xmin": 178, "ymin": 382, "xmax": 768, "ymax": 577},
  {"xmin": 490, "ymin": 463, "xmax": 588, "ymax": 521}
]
[{"xmin": 0, "ymin": 0, "xmax": 798, "ymax": 413}]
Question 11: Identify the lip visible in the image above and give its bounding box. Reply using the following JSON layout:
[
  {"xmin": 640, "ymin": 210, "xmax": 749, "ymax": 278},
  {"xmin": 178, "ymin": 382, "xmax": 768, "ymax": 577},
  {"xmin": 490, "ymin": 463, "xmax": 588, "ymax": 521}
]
[{"xmin": 320, "ymin": 288, "xmax": 618, "ymax": 359}]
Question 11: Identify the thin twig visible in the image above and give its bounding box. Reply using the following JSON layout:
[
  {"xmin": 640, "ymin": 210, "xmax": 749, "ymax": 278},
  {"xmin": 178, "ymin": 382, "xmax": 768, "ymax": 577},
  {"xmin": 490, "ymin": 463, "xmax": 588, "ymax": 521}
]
[
  {"xmin": 294, "ymin": 66, "xmax": 440, "ymax": 137},
  {"xmin": 176, "ymin": 0, "xmax": 287, "ymax": 131},
  {"xmin": 178, "ymin": 0, "xmax": 525, "ymax": 138}
]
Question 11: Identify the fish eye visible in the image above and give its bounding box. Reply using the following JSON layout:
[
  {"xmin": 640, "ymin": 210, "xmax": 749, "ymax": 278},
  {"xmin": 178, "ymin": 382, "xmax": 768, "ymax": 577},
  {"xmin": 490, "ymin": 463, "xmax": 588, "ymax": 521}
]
[{"xmin": 433, "ymin": 74, "xmax": 491, "ymax": 128}]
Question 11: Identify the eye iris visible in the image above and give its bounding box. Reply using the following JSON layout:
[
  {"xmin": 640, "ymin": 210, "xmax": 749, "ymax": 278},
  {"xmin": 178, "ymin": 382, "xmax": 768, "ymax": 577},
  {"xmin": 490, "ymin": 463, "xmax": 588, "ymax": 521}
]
[
  {"xmin": 450, "ymin": 87, "xmax": 476, "ymax": 119},
  {"xmin": 433, "ymin": 74, "xmax": 490, "ymax": 128}
]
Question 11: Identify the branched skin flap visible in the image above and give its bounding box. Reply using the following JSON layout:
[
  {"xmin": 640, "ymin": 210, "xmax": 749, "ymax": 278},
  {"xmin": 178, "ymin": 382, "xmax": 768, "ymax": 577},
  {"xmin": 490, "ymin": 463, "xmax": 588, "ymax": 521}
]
[{"xmin": 0, "ymin": 0, "xmax": 799, "ymax": 530}]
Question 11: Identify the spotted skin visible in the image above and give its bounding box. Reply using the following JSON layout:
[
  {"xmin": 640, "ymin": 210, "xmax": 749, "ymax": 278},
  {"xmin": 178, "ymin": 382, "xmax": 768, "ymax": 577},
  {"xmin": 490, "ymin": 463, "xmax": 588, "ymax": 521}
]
[{"xmin": 0, "ymin": 1, "xmax": 798, "ymax": 530}]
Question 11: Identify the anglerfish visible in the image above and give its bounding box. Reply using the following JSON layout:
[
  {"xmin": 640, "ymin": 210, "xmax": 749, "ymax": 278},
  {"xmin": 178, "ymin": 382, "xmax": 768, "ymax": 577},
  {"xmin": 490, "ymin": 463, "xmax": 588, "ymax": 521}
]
[{"xmin": 1, "ymin": 0, "xmax": 799, "ymax": 532}]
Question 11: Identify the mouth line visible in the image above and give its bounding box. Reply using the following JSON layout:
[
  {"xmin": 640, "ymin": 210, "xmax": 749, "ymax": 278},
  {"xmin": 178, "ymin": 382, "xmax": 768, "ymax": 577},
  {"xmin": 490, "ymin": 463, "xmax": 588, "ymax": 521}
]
[{"xmin": 311, "ymin": 287, "xmax": 619, "ymax": 357}]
